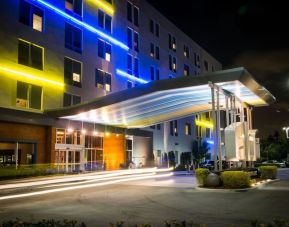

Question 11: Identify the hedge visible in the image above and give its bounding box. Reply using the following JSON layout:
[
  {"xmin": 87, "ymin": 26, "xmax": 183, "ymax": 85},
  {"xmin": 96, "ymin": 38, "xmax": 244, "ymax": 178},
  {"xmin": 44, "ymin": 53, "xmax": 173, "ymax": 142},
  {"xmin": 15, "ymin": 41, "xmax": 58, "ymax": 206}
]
[
  {"xmin": 259, "ymin": 165, "xmax": 277, "ymax": 179},
  {"xmin": 220, "ymin": 171, "xmax": 250, "ymax": 188},
  {"xmin": 195, "ymin": 168, "xmax": 210, "ymax": 186}
]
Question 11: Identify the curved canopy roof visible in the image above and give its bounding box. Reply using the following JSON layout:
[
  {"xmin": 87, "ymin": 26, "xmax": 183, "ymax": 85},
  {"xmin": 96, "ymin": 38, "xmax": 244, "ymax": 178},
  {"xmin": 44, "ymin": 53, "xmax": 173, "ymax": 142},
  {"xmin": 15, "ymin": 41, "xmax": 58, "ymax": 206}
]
[{"xmin": 46, "ymin": 68, "xmax": 275, "ymax": 128}]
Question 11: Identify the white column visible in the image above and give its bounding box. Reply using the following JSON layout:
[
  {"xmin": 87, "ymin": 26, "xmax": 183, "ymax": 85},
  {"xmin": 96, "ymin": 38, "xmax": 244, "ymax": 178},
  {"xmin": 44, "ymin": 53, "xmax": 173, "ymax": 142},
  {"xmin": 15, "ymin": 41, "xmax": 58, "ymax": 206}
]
[
  {"xmin": 211, "ymin": 85, "xmax": 217, "ymax": 171},
  {"xmin": 216, "ymin": 88, "xmax": 222, "ymax": 171}
]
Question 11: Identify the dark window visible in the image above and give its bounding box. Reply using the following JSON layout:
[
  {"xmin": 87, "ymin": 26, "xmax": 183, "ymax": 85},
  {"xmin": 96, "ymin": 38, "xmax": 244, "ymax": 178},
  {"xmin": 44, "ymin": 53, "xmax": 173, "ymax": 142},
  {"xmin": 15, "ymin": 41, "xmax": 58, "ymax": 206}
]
[
  {"xmin": 63, "ymin": 93, "xmax": 81, "ymax": 107},
  {"xmin": 134, "ymin": 31, "xmax": 139, "ymax": 52},
  {"xmin": 204, "ymin": 60, "xmax": 209, "ymax": 71},
  {"xmin": 157, "ymin": 124, "xmax": 161, "ymax": 130},
  {"xmin": 64, "ymin": 57, "xmax": 82, "ymax": 87},
  {"xmin": 133, "ymin": 6, "xmax": 139, "ymax": 26},
  {"xmin": 65, "ymin": 0, "xmax": 82, "ymax": 16},
  {"xmin": 134, "ymin": 57, "xmax": 139, "ymax": 77},
  {"xmin": 150, "ymin": 125, "xmax": 156, "ymax": 129},
  {"xmin": 174, "ymin": 120, "xmax": 178, "ymax": 136},
  {"xmin": 127, "ymin": 54, "xmax": 133, "ymax": 75},
  {"xmin": 149, "ymin": 19, "xmax": 154, "ymax": 33},
  {"xmin": 194, "ymin": 53, "xmax": 197, "ymax": 66},
  {"xmin": 184, "ymin": 64, "xmax": 190, "ymax": 76},
  {"xmin": 16, "ymin": 81, "xmax": 42, "ymax": 110},
  {"xmin": 170, "ymin": 121, "xmax": 174, "ymax": 136},
  {"xmin": 169, "ymin": 55, "xmax": 177, "ymax": 72},
  {"xmin": 169, "ymin": 55, "xmax": 172, "ymax": 70},
  {"xmin": 105, "ymin": 0, "xmax": 112, "ymax": 4},
  {"xmin": 184, "ymin": 45, "xmax": 190, "ymax": 58},
  {"xmin": 155, "ymin": 23, "xmax": 159, "ymax": 37},
  {"xmin": 127, "ymin": 28, "xmax": 133, "ymax": 49},
  {"xmin": 150, "ymin": 66, "xmax": 154, "ymax": 81},
  {"xmin": 65, "ymin": 23, "xmax": 82, "ymax": 53},
  {"xmin": 127, "ymin": 1, "xmax": 132, "ymax": 22},
  {"xmin": 95, "ymin": 69, "xmax": 111, "ymax": 92},
  {"xmin": 150, "ymin": 43, "xmax": 154, "ymax": 58},
  {"xmin": 19, "ymin": 0, "xmax": 44, "ymax": 32},
  {"xmin": 155, "ymin": 46, "xmax": 160, "ymax": 60},
  {"xmin": 168, "ymin": 34, "xmax": 176, "ymax": 51},
  {"xmin": 206, "ymin": 128, "xmax": 211, "ymax": 138},
  {"xmin": 18, "ymin": 39, "xmax": 43, "ymax": 70},
  {"xmin": 98, "ymin": 39, "xmax": 111, "ymax": 61},
  {"xmin": 156, "ymin": 69, "xmax": 160, "ymax": 80},
  {"xmin": 98, "ymin": 10, "xmax": 112, "ymax": 33}
]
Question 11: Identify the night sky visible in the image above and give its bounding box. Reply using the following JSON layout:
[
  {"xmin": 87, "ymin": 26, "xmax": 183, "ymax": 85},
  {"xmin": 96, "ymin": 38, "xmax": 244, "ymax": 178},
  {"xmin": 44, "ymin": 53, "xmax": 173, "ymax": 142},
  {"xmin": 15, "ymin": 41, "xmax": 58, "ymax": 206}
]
[{"xmin": 147, "ymin": 0, "xmax": 289, "ymax": 138}]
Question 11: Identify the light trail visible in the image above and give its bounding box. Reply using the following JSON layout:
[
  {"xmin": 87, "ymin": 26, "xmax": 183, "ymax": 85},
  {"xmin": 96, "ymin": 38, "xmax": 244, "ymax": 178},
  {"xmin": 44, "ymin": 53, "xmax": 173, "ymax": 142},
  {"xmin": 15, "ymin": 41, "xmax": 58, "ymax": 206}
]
[
  {"xmin": 0, "ymin": 173, "xmax": 173, "ymax": 201},
  {"xmin": 0, "ymin": 168, "xmax": 173, "ymax": 190}
]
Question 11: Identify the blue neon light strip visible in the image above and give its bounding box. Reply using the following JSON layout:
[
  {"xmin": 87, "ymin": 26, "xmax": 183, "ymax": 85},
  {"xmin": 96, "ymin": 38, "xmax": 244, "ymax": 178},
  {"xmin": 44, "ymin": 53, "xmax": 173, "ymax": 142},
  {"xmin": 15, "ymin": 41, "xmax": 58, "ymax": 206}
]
[
  {"xmin": 116, "ymin": 69, "xmax": 149, "ymax": 84},
  {"xmin": 29, "ymin": 0, "xmax": 129, "ymax": 50},
  {"xmin": 206, "ymin": 140, "xmax": 214, "ymax": 145}
]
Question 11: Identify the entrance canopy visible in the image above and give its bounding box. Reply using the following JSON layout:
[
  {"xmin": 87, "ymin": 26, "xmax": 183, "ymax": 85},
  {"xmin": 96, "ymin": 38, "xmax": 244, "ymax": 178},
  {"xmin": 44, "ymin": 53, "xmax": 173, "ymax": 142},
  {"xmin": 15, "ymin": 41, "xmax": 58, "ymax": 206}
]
[{"xmin": 46, "ymin": 68, "xmax": 275, "ymax": 128}]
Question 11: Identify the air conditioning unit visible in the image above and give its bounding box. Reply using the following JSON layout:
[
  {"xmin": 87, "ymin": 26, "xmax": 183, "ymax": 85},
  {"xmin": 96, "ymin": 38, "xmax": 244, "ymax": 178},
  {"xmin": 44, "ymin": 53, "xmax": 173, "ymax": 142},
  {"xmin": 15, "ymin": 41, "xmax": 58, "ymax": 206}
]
[{"xmin": 16, "ymin": 98, "xmax": 28, "ymax": 108}]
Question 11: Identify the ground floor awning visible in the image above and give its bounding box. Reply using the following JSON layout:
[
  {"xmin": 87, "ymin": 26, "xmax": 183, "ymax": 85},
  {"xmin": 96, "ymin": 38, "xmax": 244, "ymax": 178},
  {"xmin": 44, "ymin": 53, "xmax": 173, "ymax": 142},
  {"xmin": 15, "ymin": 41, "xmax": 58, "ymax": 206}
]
[{"xmin": 46, "ymin": 68, "xmax": 275, "ymax": 128}]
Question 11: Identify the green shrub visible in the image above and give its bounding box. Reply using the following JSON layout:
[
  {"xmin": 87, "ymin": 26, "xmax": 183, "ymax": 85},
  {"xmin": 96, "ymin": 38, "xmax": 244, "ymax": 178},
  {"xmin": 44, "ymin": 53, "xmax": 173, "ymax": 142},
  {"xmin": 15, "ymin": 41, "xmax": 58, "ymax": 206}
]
[
  {"xmin": 195, "ymin": 168, "xmax": 210, "ymax": 186},
  {"xmin": 220, "ymin": 171, "xmax": 250, "ymax": 188},
  {"xmin": 259, "ymin": 165, "xmax": 277, "ymax": 179}
]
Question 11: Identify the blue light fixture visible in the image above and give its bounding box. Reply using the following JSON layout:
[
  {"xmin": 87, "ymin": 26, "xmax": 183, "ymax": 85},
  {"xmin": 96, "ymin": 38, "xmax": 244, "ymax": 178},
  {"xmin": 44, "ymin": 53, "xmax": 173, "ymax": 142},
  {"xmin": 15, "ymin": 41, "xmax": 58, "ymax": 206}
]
[
  {"xmin": 206, "ymin": 140, "xmax": 214, "ymax": 145},
  {"xmin": 116, "ymin": 69, "xmax": 149, "ymax": 84},
  {"xmin": 28, "ymin": 0, "xmax": 129, "ymax": 50}
]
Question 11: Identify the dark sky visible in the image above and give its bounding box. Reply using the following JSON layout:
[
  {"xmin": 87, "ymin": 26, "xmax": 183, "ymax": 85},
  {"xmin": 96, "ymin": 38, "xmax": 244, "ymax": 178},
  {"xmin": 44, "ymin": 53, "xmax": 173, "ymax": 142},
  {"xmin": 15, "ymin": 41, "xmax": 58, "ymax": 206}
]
[{"xmin": 147, "ymin": 0, "xmax": 289, "ymax": 138}]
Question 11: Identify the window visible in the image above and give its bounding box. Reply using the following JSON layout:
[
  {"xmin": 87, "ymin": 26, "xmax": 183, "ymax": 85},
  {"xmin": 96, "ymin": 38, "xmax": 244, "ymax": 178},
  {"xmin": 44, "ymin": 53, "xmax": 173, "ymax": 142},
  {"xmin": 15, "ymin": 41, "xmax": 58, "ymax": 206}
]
[
  {"xmin": 127, "ymin": 81, "xmax": 133, "ymax": 89},
  {"xmin": 155, "ymin": 46, "xmax": 160, "ymax": 60},
  {"xmin": 18, "ymin": 39, "xmax": 43, "ymax": 70},
  {"xmin": 19, "ymin": 0, "xmax": 44, "ymax": 32},
  {"xmin": 170, "ymin": 121, "xmax": 174, "ymax": 136},
  {"xmin": 169, "ymin": 55, "xmax": 177, "ymax": 72},
  {"xmin": 134, "ymin": 31, "xmax": 139, "ymax": 51},
  {"xmin": 206, "ymin": 128, "xmax": 211, "ymax": 138},
  {"xmin": 149, "ymin": 19, "xmax": 154, "ymax": 33},
  {"xmin": 65, "ymin": 23, "xmax": 82, "ymax": 53},
  {"xmin": 150, "ymin": 43, "xmax": 154, "ymax": 58},
  {"xmin": 155, "ymin": 23, "xmax": 159, "ymax": 37},
  {"xmin": 127, "ymin": 54, "xmax": 133, "ymax": 75},
  {"xmin": 212, "ymin": 66, "xmax": 215, "ymax": 72},
  {"xmin": 185, "ymin": 123, "xmax": 191, "ymax": 136},
  {"xmin": 150, "ymin": 125, "xmax": 156, "ymax": 129},
  {"xmin": 169, "ymin": 34, "xmax": 176, "ymax": 51},
  {"xmin": 184, "ymin": 64, "xmax": 190, "ymax": 76},
  {"xmin": 65, "ymin": 0, "xmax": 82, "ymax": 16},
  {"xmin": 196, "ymin": 125, "xmax": 202, "ymax": 138},
  {"xmin": 156, "ymin": 69, "xmax": 160, "ymax": 80},
  {"xmin": 127, "ymin": 28, "xmax": 139, "ymax": 51},
  {"xmin": 157, "ymin": 124, "xmax": 161, "ymax": 130},
  {"xmin": 127, "ymin": 1, "xmax": 138, "ymax": 26},
  {"xmin": 98, "ymin": 10, "xmax": 112, "ymax": 33},
  {"xmin": 134, "ymin": 57, "xmax": 139, "ymax": 77},
  {"xmin": 16, "ymin": 81, "xmax": 42, "ymax": 110},
  {"xmin": 98, "ymin": 39, "xmax": 111, "ymax": 61},
  {"xmin": 127, "ymin": 1, "xmax": 132, "ymax": 22},
  {"xmin": 174, "ymin": 120, "xmax": 178, "ymax": 136},
  {"xmin": 184, "ymin": 45, "xmax": 190, "ymax": 58},
  {"xmin": 63, "ymin": 93, "xmax": 81, "ymax": 107},
  {"xmin": 64, "ymin": 57, "xmax": 82, "ymax": 87},
  {"xmin": 204, "ymin": 60, "xmax": 209, "ymax": 71},
  {"xmin": 150, "ymin": 66, "xmax": 154, "ymax": 81},
  {"xmin": 127, "ymin": 28, "xmax": 133, "ymax": 49},
  {"xmin": 95, "ymin": 69, "xmax": 112, "ymax": 92},
  {"xmin": 133, "ymin": 6, "xmax": 139, "ymax": 26},
  {"xmin": 105, "ymin": 0, "xmax": 112, "ymax": 4}
]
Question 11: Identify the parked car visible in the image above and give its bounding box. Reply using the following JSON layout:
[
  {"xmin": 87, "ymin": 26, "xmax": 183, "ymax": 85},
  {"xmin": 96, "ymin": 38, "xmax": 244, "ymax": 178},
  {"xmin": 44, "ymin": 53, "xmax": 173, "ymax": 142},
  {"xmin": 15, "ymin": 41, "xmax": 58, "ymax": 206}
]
[
  {"xmin": 261, "ymin": 160, "xmax": 286, "ymax": 168},
  {"xmin": 199, "ymin": 160, "xmax": 229, "ymax": 170}
]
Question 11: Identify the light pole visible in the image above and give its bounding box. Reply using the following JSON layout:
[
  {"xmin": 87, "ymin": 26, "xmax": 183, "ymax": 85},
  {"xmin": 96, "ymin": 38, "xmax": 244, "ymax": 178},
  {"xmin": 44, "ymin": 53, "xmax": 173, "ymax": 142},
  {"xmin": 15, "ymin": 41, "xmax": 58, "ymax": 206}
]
[{"xmin": 282, "ymin": 127, "xmax": 289, "ymax": 139}]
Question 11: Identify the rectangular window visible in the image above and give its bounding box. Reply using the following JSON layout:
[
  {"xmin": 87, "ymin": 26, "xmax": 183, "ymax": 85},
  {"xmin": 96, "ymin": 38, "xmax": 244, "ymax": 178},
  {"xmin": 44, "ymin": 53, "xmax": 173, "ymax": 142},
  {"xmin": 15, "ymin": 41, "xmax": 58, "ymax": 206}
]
[
  {"xmin": 206, "ymin": 128, "xmax": 211, "ymax": 138},
  {"xmin": 127, "ymin": 54, "xmax": 133, "ymax": 75},
  {"xmin": 150, "ymin": 125, "xmax": 156, "ymax": 129},
  {"xmin": 134, "ymin": 57, "xmax": 139, "ymax": 77},
  {"xmin": 150, "ymin": 43, "xmax": 155, "ymax": 58},
  {"xmin": 95, "ymin": 69, "xmax": 112, "ymax": 92},
  {"xmin": 157, "ymin": 124, "xmax": 161, "ymax": 130},
  {"xmin": 19, "ymin": 0, "xmax": 44, "ymax": 32},
  {"xmin": 150, "ymin": 66, "xmax": 154, "ymax": 81},
  {"xmin": 133, "ymin": 6, "xmax": 139, "ymax": 26},
  {"xmin": 127, "ymin": 1, "xmax": 132, "ymax": 22},
  {"xmin": 64, "ymin": 57, "xmax": 82, "ymax": 87},
  {"xmin": 169, "ymin": 55, "xmax": 177, "ymax": 72},
  {"xmin": 204, "ymin": 60, "xmax": 209, "ymax": 71},
  {"xmin": 63, "ymin": 93, "xmax": 81, "ymax": 107},
  {"xmin": 134, "ymin": 31, "xmax": 139, "ymax": 52},
  {"xmin": 16, "ymin": 81, "xmax": 42, "ymax": 110},
  {"xmin": 169, "ymin": 34, "xmax": 176, "ymax": 51},
  {"xmin": 149, "ymin": 19, "xmax": 154, "ymax": 33},
  {"xmin": 98, "ymin": 10, "xmax": 112, "ymax": 33},
  {"xmin": 127, "ymin": 81, "xmax": 133, "ymax": 89},
  {"xmin": 170, "ymin": 121, "xmax": 174, "ymax": 136},
  {"xmin": 184, "ymin": 64, "xmax": 190, "ymax": 76},
  {"xmin": 185, "ymin": 123, "xmax": 191, "ymax": 136},
  {"xmin": 156, "ymin": 69, "xmax": 160, "ymax": 80},
  {"xmin": 98, "ymin": 39, "xmax": 111, "ymax": 61},
  {"xmin": 184, "ymin": 45, "xmax": 190, "ymax": 58},
  {"xmin": 174, "ymin": 120, "xmax": 178, "ymax": 136},
  {"xmin": 18, "ymin": 39, "xmax": 43, "ymax": 70},
  {"xmin": 65, "ymin": 23, "xmax": 82, "ymax": 53},
  {"xmin": 155, "ymin": 23, "xmax": 159, "ymax": 37},
  {"xmin": 65, "ymin": 0, "xmax": 82, "ymax": 16},
  {"xmin": 127, "ymin": 28, "xmax": 133, "ymax": 49},
  {"xmin": 155, "ymin": 46, "xmax": 160, "ymax": 60}
]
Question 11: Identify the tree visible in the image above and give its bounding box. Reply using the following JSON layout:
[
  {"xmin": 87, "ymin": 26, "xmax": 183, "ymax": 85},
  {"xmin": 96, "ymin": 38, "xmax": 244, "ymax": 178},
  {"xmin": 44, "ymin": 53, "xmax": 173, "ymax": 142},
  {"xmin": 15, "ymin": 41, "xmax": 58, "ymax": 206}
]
[{"xmin": 192, "ymin": 139, "xmax": 210, "ymax": 167}]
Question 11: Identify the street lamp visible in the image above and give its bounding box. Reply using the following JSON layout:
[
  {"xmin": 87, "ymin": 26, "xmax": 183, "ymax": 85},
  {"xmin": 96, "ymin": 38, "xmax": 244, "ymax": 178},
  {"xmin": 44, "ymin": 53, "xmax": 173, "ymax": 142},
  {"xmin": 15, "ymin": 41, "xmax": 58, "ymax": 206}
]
[{"xmin": 282, "ymin": 127, "xmax": 289, "ymax": 139}]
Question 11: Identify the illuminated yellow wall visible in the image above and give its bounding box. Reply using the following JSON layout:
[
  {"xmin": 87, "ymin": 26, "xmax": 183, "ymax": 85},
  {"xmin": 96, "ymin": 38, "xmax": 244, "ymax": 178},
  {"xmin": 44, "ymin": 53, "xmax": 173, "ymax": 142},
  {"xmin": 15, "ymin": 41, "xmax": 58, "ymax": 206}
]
[{"xmin": 103, "ymin": 134, "xmax": 125, "ymax": 170}]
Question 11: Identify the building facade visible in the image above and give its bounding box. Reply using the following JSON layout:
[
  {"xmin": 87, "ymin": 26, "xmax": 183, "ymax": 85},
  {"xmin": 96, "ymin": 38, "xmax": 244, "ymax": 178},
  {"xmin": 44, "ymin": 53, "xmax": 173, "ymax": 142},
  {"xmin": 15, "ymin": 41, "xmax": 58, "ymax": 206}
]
[{"xmin": 0, "ymin": 0, "xmax": 221, "ymax": 170}]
